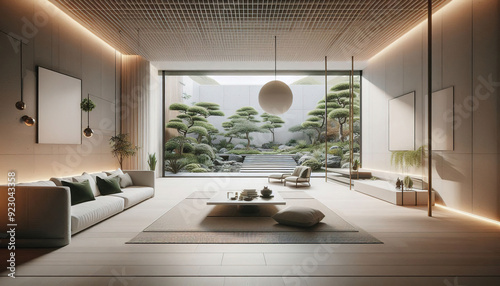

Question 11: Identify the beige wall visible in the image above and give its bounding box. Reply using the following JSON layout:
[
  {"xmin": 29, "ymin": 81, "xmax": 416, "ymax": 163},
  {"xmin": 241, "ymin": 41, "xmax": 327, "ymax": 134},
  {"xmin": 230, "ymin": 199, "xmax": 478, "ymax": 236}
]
[
  {"xmin": 362, "ymin": 0, "xmax": 499, "ymax": 220},
  {"xmin": 0, "ymin": 0, "xmax": 120, "ymax": 183}
]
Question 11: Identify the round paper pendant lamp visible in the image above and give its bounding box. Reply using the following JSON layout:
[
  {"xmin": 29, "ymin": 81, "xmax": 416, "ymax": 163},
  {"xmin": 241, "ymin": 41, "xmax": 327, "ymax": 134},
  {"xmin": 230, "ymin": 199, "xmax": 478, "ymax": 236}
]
[{"xmin": 258, "ymin": 80, "xmax": 293, "ymax": 115}]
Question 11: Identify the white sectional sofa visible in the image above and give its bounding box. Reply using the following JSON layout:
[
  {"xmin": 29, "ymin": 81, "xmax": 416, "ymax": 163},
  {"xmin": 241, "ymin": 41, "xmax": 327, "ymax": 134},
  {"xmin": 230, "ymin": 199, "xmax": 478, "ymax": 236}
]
[{"xmin": 0, "ymin": 170, "xmax": 154, "ymax": 248}]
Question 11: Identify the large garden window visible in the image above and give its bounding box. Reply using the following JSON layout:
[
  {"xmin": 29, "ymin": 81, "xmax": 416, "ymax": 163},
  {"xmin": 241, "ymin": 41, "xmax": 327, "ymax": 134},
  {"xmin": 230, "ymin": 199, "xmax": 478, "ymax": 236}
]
[{"xmin": 162, "ymin": 72, "xmax": 361, "ymax": 176}]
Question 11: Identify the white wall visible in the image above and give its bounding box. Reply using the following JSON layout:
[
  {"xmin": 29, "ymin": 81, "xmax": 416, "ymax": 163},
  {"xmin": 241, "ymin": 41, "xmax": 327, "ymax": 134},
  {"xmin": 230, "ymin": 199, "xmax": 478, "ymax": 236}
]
[
  {"xmin": 362, "ymin": 0, "xmax": 499, "ymax": 220},
  {"xmin": 0, "ymin": 0, "xmax": 120, "ymax": 183}
]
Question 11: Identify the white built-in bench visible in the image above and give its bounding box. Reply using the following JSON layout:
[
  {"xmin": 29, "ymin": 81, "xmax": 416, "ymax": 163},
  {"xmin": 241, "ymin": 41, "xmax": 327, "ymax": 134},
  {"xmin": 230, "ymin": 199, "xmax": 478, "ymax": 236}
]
[{"xmin": 354, "ymin": 180, "xmax": 434, "ymax": 206}]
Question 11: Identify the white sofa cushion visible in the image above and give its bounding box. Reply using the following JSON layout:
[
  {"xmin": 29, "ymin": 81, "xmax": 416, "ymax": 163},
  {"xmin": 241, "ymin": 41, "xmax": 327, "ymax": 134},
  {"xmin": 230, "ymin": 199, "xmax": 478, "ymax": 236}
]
[
  {"xmin": 71, "ymin": 196, "xmax": 124, "ymax": 234},
  {"xmin": 105, "ymin": 168, "xmax": 124, "ymax": 177},
  {"xmin": 84, "ymin": 172, "xmax": 108, "ymax": 196},
  {"xmin": 118, "ymin": 173, "xmax": 134, "ymax": 188},
  {"xmin": 73, "ymin": 173, "xmax": 99, "ymax": 197},
  {"xmin": 50, "ymin": 176, "xmax": 74, "ymax": 186},
  {"xmin": 110, "ymin": 186, "xmax": 154, "ymax": 209}
]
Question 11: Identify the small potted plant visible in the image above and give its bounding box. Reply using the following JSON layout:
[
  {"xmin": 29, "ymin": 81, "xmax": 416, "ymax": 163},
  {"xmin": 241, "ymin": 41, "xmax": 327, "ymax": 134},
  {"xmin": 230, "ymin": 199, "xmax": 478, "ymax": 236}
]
[{"xmin": 147, "ymin": 153, "xmax": 157, "ymax": 171}]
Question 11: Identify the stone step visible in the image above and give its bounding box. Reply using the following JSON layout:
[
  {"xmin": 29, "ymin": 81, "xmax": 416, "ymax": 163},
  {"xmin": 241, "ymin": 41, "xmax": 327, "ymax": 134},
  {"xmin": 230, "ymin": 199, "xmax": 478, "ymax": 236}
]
[{"xmin": 240, "ymin": 154, "xmax": 298, "ymax": 174}]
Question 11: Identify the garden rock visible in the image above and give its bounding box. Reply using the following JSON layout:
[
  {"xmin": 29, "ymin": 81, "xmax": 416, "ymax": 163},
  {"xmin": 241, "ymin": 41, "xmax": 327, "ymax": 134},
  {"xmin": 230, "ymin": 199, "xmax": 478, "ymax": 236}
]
[
  {"xmin": 214, "ymin": 159, "xmax": 225, "ymax": 166},
  {"xmin": 293, "ymin": 152, "xmax": 303, "ymax": 162},
  {"xmin": 228, "ymin": 154, "xmax": 244, "ymax": 162},
  {"xmin": 298, "ymin": 155, "xmax": 315, "ymax": 165},
  {"xmin": 233, "ymin": 144, "xmax": 245, "ymax": 150},
  {"xmin": 329, "ymin": 146, "xmax": 340, "ymax": 150},
  {"xmin": 278, "ymin": 145, "xmax": 293, "ymax": 150},
  {"xmin": 219, "ymin": 148, "xmax": 228, "ymax": 154},
  {"xmin": 324, "ymin": 155, "xmax": 341, "ymax": 168}
]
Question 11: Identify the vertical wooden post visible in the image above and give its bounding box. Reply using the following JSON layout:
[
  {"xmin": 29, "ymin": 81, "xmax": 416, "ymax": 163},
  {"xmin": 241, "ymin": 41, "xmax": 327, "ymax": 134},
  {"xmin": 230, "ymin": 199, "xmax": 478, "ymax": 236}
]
[
  {"xmin": 325, "ymin": 56, "xmax": 328, "ymax": 182},
  {"xmin": 427, "ymin": 0, "xmax": 433, "ymax": 217},
  {"xmin": 349, "ymin": 56, "xmax": 354, "ymax": 189}
]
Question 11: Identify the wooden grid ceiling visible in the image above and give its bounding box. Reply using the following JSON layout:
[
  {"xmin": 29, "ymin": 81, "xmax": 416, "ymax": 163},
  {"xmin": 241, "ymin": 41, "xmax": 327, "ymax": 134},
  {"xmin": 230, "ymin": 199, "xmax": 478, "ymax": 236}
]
[{"xmin": 50, "ymin": 0, "xmax": 449, "ymax": 63}]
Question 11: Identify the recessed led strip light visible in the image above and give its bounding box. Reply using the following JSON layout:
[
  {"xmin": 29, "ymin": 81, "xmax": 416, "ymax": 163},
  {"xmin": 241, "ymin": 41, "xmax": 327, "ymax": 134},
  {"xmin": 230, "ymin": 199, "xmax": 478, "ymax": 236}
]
[{"xmin": 435, "ymin": 204, "xmax": 500, "ymax": 227}]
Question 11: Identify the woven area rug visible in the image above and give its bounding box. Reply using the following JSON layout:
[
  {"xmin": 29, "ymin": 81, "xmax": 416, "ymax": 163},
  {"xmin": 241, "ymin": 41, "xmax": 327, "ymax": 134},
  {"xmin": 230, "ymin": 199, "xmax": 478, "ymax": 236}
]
[{"xmin": 128, "ymin": 192, "xmax": 382, "ymax": 244}]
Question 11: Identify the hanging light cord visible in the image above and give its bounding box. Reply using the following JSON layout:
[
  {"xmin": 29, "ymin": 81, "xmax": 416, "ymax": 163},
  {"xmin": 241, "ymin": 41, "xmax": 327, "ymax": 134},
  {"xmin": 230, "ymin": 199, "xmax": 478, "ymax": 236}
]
[
  {"xmin": 274, "ymin": 36, "xmax": 277, "ymax": 80},
  {"xmin": 87, "ymin": 94, "xmax": 90, "ymax": 128},
  {"xmin": 20, "ymin": 43, "xmax": 23, "ymax": 102}
]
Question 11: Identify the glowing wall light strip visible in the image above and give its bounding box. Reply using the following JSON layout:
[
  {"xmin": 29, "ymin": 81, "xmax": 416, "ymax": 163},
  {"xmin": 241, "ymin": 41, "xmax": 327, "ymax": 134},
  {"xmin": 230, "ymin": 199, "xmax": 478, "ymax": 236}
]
[
  {"xmin": 369, "ymin": 0, "xmax": 455, "ymax": 62},
  {"xmin": 435, "ymin": 204, "xmax": 500, "ymax": 227},
  {"xmin": 38, "ymin": 0, "xmax": 121, "ymax": 54}
]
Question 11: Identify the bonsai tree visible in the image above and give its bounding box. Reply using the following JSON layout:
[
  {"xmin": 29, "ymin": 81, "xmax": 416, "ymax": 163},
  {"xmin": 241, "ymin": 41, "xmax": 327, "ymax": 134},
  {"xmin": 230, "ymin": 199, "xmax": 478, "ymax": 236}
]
[
  {"xmin": 299, "ymin": 81, "xmax": 360, "ymax": 144},
  {"xmin": 289, "ymin": 124, "xmax": 316, "ymax": 144},
  {"xmin": 261, "ymin": 113, "xmax": 285, "ymax": 143},
  {"xmin": 110, "ymin": 133, "xmax": 139, "ymax": 169},
  {"xmin": 166, "ymin": 101, "xmax": 223, "ymax": 148},
  {"xmin": 326, "ymin": 83, "xmax": 360, "ymax": 142},
  {"xmin": 223, "ymin": 107, "xmax": 267, "ymax": 149},
  {"xmin": 230, "ymin": 119, "xmax": 268, "ymax": 149}
]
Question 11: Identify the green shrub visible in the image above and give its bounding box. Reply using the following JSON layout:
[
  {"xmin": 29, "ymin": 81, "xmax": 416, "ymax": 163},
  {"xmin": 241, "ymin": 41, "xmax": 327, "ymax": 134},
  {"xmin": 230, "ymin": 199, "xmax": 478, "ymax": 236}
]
[
  {"xmin": 301, "ymin": 158, "xmax": 322, "ymax": 171},
  {"xmin": 184, "ymin": 163, "xmax": 201, "ymax": 171},
  {"xmin": 194, "ymin": 143, "xmax": 215, "ymax": 159},
  {"xmin": 227, "ymin": 149, "xmax": 261, "ymax": 155},
  {"xmin": 286, "ymin": 139, "xmax": 298, "ymax": 146},
  {"xmin": 297, "ymin": 140, "xmax": 308, "ymax": 148},
  {"xmin": 197, "ymin": 154, "xmax": 212, "ymax": 165},
  {"xmin": 328, "ymin": 148, "xmax": 343, "ymax": 157},
  {"xmin": 179, "ymin": 154, "xmax": 198, "ymax": 165},
  {"xmin": 191, "ymin": 167, "xmax": 208, "ymax": 173},
  {"xmin": 312, "ymin": 150, "xmax": 324, "ymax": 161}
]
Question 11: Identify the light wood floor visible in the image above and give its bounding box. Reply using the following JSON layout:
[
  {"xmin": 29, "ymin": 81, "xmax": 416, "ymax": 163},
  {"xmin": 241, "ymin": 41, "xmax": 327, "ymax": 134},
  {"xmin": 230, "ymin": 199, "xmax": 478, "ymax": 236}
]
[{"xmin": 1, "ymin": 178, "xmax": 500, "ymax": 285}]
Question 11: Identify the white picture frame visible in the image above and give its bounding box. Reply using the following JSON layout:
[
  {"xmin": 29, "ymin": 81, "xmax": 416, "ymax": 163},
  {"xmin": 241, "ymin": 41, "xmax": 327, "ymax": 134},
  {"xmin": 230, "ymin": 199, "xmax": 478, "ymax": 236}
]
[
  {"xmin": 388, "ymin": 91, "xmax": 415, "ymax": 151},
  {"xmin": 38, "ymin": 66, "xmax": 82, "ymax": 144},
  {"xmin": 432, "ymin": 86, "xmax": 454, "ymax": 150}
]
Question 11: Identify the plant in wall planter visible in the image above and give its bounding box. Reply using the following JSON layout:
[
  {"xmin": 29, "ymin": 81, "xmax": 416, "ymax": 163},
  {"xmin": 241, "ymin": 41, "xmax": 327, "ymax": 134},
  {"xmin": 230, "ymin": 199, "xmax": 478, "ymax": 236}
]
[
  {"xmin": 81, "ymin": 96, "xmax": 96, "ymax": 138},
  {"xmin": 110, "ymin": 133, "xmax": 139, "ymax": 169},
  {"xmin": 81, "ymin": 97, "xmax": 96, "ymax": 112},
  {"xmin": 147, "ymin": 153, "xmax": 157, "ymax": 171},
  {"xmin": 391, "ymin": 145, "xmax": 426, "ymax": 189}
]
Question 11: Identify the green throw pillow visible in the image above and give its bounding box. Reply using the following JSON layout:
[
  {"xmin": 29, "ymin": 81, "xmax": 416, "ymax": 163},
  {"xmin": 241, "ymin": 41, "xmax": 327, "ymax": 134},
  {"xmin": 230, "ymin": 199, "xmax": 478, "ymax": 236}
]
[
  {"xmin": 96, "ymin": 176, "xmax": 123, "ymax": 195},
  {"xmin": 62, "ymin": 180, "xmax": 96, "ymax": 206}
]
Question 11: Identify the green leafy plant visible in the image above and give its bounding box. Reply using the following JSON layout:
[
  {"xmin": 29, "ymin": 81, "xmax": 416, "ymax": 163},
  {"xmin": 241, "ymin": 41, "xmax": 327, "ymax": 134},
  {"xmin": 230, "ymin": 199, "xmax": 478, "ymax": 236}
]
[
  {"xmin": 391, "ymin": 146, "xmax": 426, "ymax": 173},
  {"xmin": 147, "ymin": 153, "xmax": 157, "ymax": 171},
  {"xmin": 403, "ymin": 176, "xmax": 414, "ymax": 189},
  {"xmin": 352, "ymin": 159, "xmax": 359, "ymax": 171},
  {"xmin": 165, "ymin": 157, "xmax": 187, "ymax": 174},
  {"xmin": 80, "ymin": 98, "xmax": 96, "ymax": 112},
  {"xmin": 109, "ymin": 133, "xmax": 139, "ymax": 169}
]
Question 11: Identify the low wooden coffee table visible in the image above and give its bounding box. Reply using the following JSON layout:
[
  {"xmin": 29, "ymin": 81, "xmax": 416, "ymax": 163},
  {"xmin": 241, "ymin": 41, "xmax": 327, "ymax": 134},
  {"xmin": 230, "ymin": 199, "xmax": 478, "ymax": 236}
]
[{"xmin": 207, "ymin": 191, "xmax": 286, "ymax": 212}]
